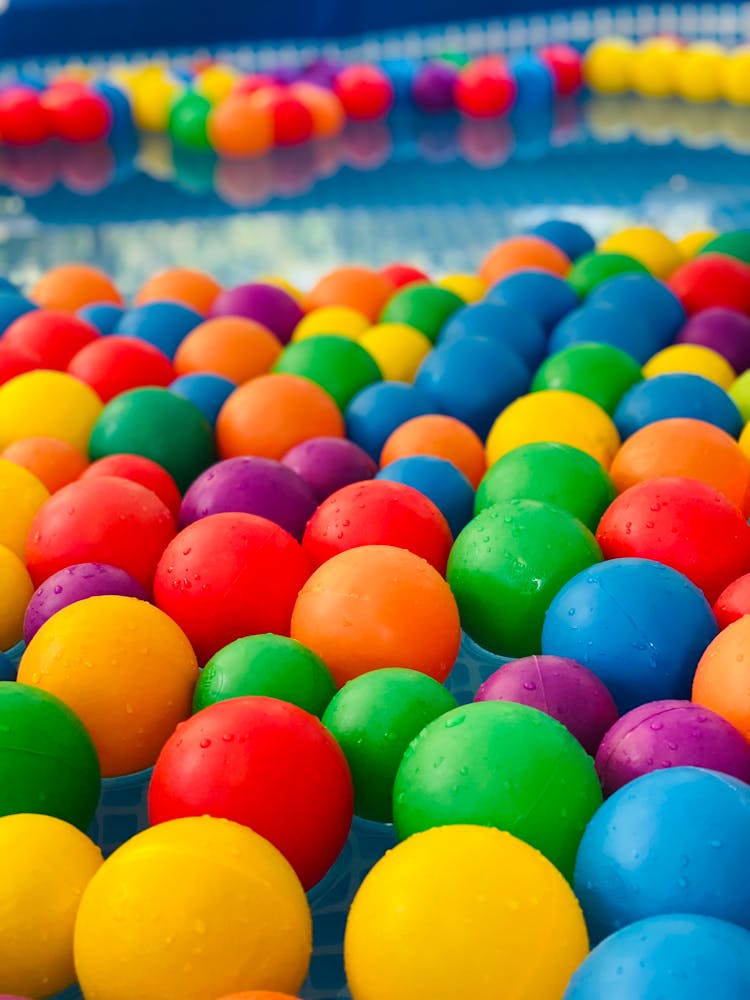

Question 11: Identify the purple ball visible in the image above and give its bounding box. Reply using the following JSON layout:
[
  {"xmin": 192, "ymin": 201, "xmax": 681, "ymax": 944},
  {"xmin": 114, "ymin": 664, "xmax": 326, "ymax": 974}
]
[
  {"xmin": 412, "ymin": 62, "xmax": 458, "ymax": 112},
  {"xmin": 596, "ymin": 699, "xmax": 750, "ymax": 796},
  {"xmin": 281, "ymin": 436, "xmax": 377, "ymax": 502},
  {"xmin": 677, "ymin": 307, "xmax": 750, "ymax": 374},
  {"xmin": 474, "ymin": 654, "xmax": 619, "ymax": 755},
  {"xmin": 208, "ymin": 282, "xmax": 303, "ymax": 344},
  {"xmin": 272, "ymin": 66, "xmax": 304, "ymax": 85},
  {"xmin": 179, "ymin": 456, "xmax": 317, "ymax": 540},
  {"xmin": 23, "ymin": 563, "xmax": 150, "ymax": 644},
  {"xmin": 303, "ymin": 59, "xmax": 343, "ymax": 88}
]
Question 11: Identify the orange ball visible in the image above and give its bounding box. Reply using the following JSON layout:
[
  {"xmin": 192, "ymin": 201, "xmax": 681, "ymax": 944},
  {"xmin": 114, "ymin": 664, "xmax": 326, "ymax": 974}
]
[
  {"xmin": 174, "ymin": 317, "xmax": 282, "ymax": 384},
  {"xmin": 289, "ymin": 82, "xmax": 345, "ymax": 138},
  {"xmin": 380, "ymin": 414, "xmax": 487, "ymax": 488},
  {"xmin": 1, "ymin": 436, "xmax": 88, "ymax": 492},
  {"xmin": 693, "ymin": 616, "xmax": 750, "ymax": 741},
  {"xmin": 480, "ymin": 236, "xmax": 571, "ymax": 286},
  {"xmin": 134, "ymin": 268, "xmax": 222, "ymax": 314},
  {"xmin": 216, "ymin": 995, "xmax": 299, "ymax": 1000},
  {"xmin": 216, "ymin": 373, "xmax": 345, "ymax": 460},
  {"xmin": 610, "ymin": 417, "xmax": 750, "ymax": 515},
  {"xmin": 30, "ymin": 264, "xmax": 123, "ymax": 312},
  {"xmin": 207, "ymin": 96, "xmax": 274, "ymax": 159},
  {"xmin": 291, "ymin": 544, "xmax": 461, "ymax": 688},
  {"xmin": 306, "ymin": 266, "xmax": 393, "ymax": 322}
]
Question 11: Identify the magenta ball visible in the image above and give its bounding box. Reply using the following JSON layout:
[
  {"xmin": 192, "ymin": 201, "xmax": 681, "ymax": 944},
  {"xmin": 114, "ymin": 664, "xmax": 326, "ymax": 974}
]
[
  {"xmin": 596, "ymin": 699, "xmax": 750, "ymax": 796},
  {"xmin": 208, "ymin": 282, "xmax": 303, "ymax": 344},
  {"xmin": 677, "ymin": 307, "xmax": 750, "ymax": 374},
  {"xmin": 281, "ymin": 436, "xmax": 377, "ymax": 502},
  {"xmin": 23, "ymin": 562, "xmax": 149, "ymax": 644},
  {"xmin": 178, "ymin": 456, "xmax": 318, "ymax": 540},
  {"xmin": 474, "ymin": 654, "xmax": 619, "ymax": 755},
  {"xmin": 412, "ymin": 62, "xmax": 458, "ymax": 112}
]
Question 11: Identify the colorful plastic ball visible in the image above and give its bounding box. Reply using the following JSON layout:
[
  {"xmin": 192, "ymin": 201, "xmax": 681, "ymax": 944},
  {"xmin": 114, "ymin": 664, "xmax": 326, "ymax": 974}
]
[
  {"xmin": 169, "ymin": 372, "xmax": 237, "ymax": 426},
  {"xmin": 439, "ymin": 301, "xmax": 546, "ymax": 369},
  {"xmin": 699, "ymin": 229, "xmax": 750, "ymax": 266},
  {"xmin": 675, "ymin": 42, "xmax": 724, "ymax": 102},
  {"xmin": 376, "ymin": 454, "xmax": 474, "ymax": 539},
  {"xmin": 574, "ymin": 766, "xmax": 750, "ymax": 942},
  {"xmin": 670, "ymin": 254, "xmax": 750, "ymax": 315},
  {"xmin": 394, "ymin": 700, "xmax": 601, "ymax": 878},
  {"xmin": 614, "ymin": 372, "xmax": 743, "ymax": 439},
  {"xmin": 265, "ymin": 90, "xmax": 314, "ymax": 146},
  {"xmin": 730, "ymin": 369, "xmax": 750, "ymax": 421},
  {"xmin": 4, "ymin": 309, "xmax": 99, "ymax": 370},
  {"xmin": 0, "ymin": 545, "xmax": 33, "ymax": 650},
  {"xmin": 273, "ymin": 335, "xmax": 382, "ymax": 410},
  {"xmin": 288, "ymin": 81, "xmax": 345, "ymax": 139},
  {"xmin": 1, "ymin": 437, "xmax": 87, "ymax": 494},
  {"xmin": 0, "ymin": 457, "xmax": 49, "ymax": 558},
  {"xmin": 411, "ymin": 61, "xmax": 458, "ymax": 112},
  {"xmin": 0, "ymin": 342, "xmax": 37, "ymax": 387},
  {"xmin": 0, "ymin": 813, "xmax": 102, "ymax": 997},
  {"xmin": 174, "ymin": 317, "xmax": 281, "ymax": 384},
  {"xmin": 475, "ymin": 655, "xmax": 618, "ymax": 756},
  {"xmin": 714, "ymin": 573, "xmax": 750, "ymax": 629},
  {"xmin": 168, "ymin": 90, "xmax": 212, "ymax": 149},
  {"xmin": 599, "ymin": 227, "xmax": 682, "ymax": 280},
  {"xmin": 67, "ymin": 335, "xmax": 175, "ymax": 402},
  {"xmin": 293, "ymin": 306, "xmax": 369, "ymax": 342},
  {"xmin": 542, "ymin": 558, "xmax": 718, "ymax": 713},
  {"xmin": 81, "ymin": 453, "xmax": 181, "ymax": 519},
  {"xmin": 30, "ymin": 264, "xmax": 122, "ymax": 313},
  {"xmin": 693, "ymin": 615, "xmax": 750, "ymax": 740},
  {"xmin": 207, "ymin": 95, "xmax": 273, "ymax": 158},
  {"xmin": 115, "ymin": 301, "xmax": 202, "ymax": 360},
  {"xmin": 487, "ymin": 269, "xmax": 579, "ymax": 332},
  {"xmin": 679, "ymin": 230, "xmax": 717, "ymax": 259},
  {"xmin": 74, "ymin": 816, "xmax": 312, "ymax": 999},
  {"xmin": 281, "ymin": 436, "xmax": 376, "ymax": 502},
  {"xmin": 721, "ymin": 47, "xmax": 750, "ymax": 106},
  {"xmin": 437, "ymin": 272, "xmax": 486, "ymax": 303},
  {"xmin": 379, "ymin": 283, "xmax": 464, "ymax": 343},
  {"xmin": 0, "ymin": 370, "xmax": 102, "ymax": 453},
  {"xmin": 548, "ymin": 303, "xmax": 658, "ymax": 365},
  {"xmin": 359, "ymin": 323, "xmax": 432, "ymax": 382},
  {"xmin": 587, "ymin": 272, "xmax": 686, "ymax": 346},
  {"xmin": 345, "ymin": 824, "xmax": 588, "ymax": 1000},
  {"xmin": 530, "ymin": 219, "xmax": 594, "ymax": 261},
  {"xmin": 134, "ymin": 268, "xmax": 222, "ymax": 315},
  {"xmin": 209, "ymin": 282, "xmax": 303, "ymax": 345},
  {"xmin": 584, "ymin": 37, "xmax": 635, "ymax": 94},
  {"xmin": 610, "ymin": 417, "xmax": 750, "ymax": 515},
  {"xmin": 538, "ymin": 43, "xmax": 584, "ymax": 96},
  {"xmin": 644, "ymin": 343, "xmax": 736, "ymax": 389},
  {"xmin": 344, "ymin": 382, "xmax": 435, "ymax": 461},
  {"xmin": 381, "ymin": 413, "xmax": 486, "ymax": 487},
  {"xmin": 0, "ymin": 294, "xmax": 36, "ymax": 336},
  {"xmin": 306, "ymin": 267, "xmax": 393, "ymax": 323},
  {"xmin": 77, "ymin": 302, "xmax": 124, "ymax": 335},
  {"xmin": 149, "ymin": 696, "xmax": 352, "ymax": 889},
  {"xmin": 568, "ymin": 251, "xmax": 649, "ymax": 297},
  {"xmin": 480, "ymin": 235, "xmax": 570, "ymax": 286},
  {"xmin": 0, "ymin": 85, "xmax": 50, "ymax": 145},
  {"xmin": 510, "ymin": 54, "xmax": 554, "ymax": 110},
  {"xmin": 533, "ymin": 342, "xmax": 643, "ymax": 414},
  {"xmin": 333, "ymin": 65, "xmax": 394, "ymax": 120},
  {"xmin": 89, "ymin": 386, "xmax": 215, "ymax": 493},
  {"xmin": 596, "ymin": 699, "xmax": 750, "ymax": 796},
  {"xmin": 629, "ymin": 37, "xmax": 682, "ymax": 98},
  {"xmin": 194, "ymin": 63, "xmax": 241, "ymax": 104},
  {"xmin": 564, "ymin": 913, "xmax": 750, "ymax": 1000},
  {"xmin": 677, "ymin": 306, "xmax": 750, "ymax": 373},
  {"xmin": 42, "ymin": 84, "xmax": 112, "ymax": 143},
  {"xmin": 454, "ymin": 55, "xmax": 517, "ymax": 119}
]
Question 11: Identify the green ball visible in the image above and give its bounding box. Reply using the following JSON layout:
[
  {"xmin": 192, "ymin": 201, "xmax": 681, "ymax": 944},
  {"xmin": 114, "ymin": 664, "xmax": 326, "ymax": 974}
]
[
  {"xmin": 438, "ymin": 52, "xmax": 471, "ymax": 68},
  {"xmin": 475, "ymin": 442, "xmax": 616, "ymax": 531},
  {"xmin": 169, "ymin": 91, "xmax": 212, "ymax": 150},
  {"xmin": 273, "ymin": 335, "xmax": 382, "ymax": 410},
  {"xmin": 0, "ymin": 682, "xmax": 101, "ymax": 830},
  {"xmin": 531, "ymin": 342, "xmax": 643, "ymax": 414},
  {"xmin": 447, "ymin": 499, "xmax": 602, "ymax": 656},
  {"xmin": 379, "ymin": 284, "xmax": 464, "ymax": 343},
  {"xmin": 393, "ymin": 700, "xmax": 603, "ymax": 880},
  {"xmin": 730, "ymin": 370, "xmax": 750, "ymax": 423},
  {"xmin": 699, "ymin": 230, "xmax": 750, "ymax": 265},
  {"xmin": 322, "ymin": 668, "xmax": 457, "ymax": 823},
  {"xmin": 193, "ymin": 634, "xmax": 336, "ymax": 718},
  {"xmin": 89, "ymin": 387, "xmax": 216, "ymax": 493},
  {"xmin": 568, "ymin": 252, "xmax": 649, "ymax": 297}
]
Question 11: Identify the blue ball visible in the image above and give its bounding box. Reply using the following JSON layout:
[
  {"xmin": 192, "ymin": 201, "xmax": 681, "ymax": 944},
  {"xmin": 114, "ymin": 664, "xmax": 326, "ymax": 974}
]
[
  {"xmin": 0, "ymin": 651, "xmax": 16, "ymax": 682},
  {"xmin": 170, "ymin": 372, "xmax": 237, "ymax": 427},
  {"xmin": 115, "ymin": 301, "xmax": 202, "ymax": 359},
  {"xmin": 564, "ymin": 913, "xmax": 750, "ymax": 999},
  {"xmin": 439, "ymin": 302, "xmax": 546, "ymax": 369},
  {"xmin": 542, "ymin": 558, "xmax": 718, "ymax": 713},
  {"xmin": 587, "ymin": 273, "xmax": 685, "ymax": 349},
  {"xmin": 487, "ymin": 270, "xmax": 579, "ymax": 332},
  {"xmin": 376, "ymin": 455, "xmax": 475, "ymax": 538},
  {"xmin": 380, "ymin": 58, "xmax": 415, "ymax": 103},
  {"xmin": 549, "ymin": 303, "xmax": 659, "ymax": 364},
  {"xmin": 77, "ymin": 303, "xmax": 124, "ymax": 336},
  {"xmin": 530, "ymin": 219, "xmax": 595, "ymax": 261},
  {"xmin": 0, "ymin": 277, "xmax": 16, "ymax": 294},
  {"xmin": 574, "ymin": 767, "xmax": 750, "ymax": 943},
  {"xmin": 414, "ymin": 336, "xmax": 530, "ymax": 437},
  {"xmin": 344, "ymin": 381, "xmax": 438, "ymax": 461},
  {"xmin": 0, "ymin": 292, "xmax": 36, "ymax": 335},
  {"xmin": 92, "ymin": 80, "xmax": 134, "ymax": 135},
  {"xmin": 615, "ymin": 373, "xmax": 743, "ymax": 439},
  {"xmin": 510, "ymin": 55, "xmax": 555, "ymax": 110}
]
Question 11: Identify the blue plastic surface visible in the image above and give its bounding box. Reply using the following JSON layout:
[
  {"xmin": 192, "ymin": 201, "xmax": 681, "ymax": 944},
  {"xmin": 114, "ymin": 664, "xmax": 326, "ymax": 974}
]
[
  {"xmin": 170, "ymin": 373, "xmax": 237, "ymax": 426},
  {"xmin": 78, "ymin": 302, "xmax": 125, "ymax": 335},
  {"xmin": 587, "ymin": 272, "xmax": 686, "ymax": 348},
  {"xmin": 548, "ymin": 302, "xmax": 659, "ymax": 364},
  {"xmin": 344, "ymin": 381, "xmax": 437, "ymax": 460},
  {"xmin": 115, "ymin": 301, "xmax": 202, "ymax": 359},
  {"xmin": 439, "ymin": 301, "xmax": 546, "ymax": 368},
  {"xmin": 614, "ymin": 373, "xmax": 744, "ymax": 439},
  {"xmin": 530, "ymin": 218, "xmax": 595, "ymax": 260},
  {"xmin": 487, "ymin": 271, "xmax": 580, "ymax": 332},
  {"xmin": 0, "ymin": 292, "xmax": 37, "ymax": 335}
]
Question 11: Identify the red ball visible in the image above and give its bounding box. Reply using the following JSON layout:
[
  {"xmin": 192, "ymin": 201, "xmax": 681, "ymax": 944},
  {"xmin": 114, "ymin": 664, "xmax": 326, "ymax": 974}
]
[
  {"xmin": 4, "ymin": 309, "xmax": 100, "ymax": 370},
  {"xmin": 41, "ymin": 83, "xmax": 113, "ymax": 144},
  {"xmin": 0, "ymin": 341, "xmax": 38, "ymax": 386},
  {"xmin": 0, "ymin": 86, "xmax": 50, "ymax": 145},
  {"xmin": 669, "ymin": 254, "xmax": 750, "ymax": 315},
  {"xmin": 153, "ymin": 512, "xmax": 311, "ymax": 664},
  {"xmin": 271, "ymin": 95, "xmax": 315, "ymax": 146},
  {"xmin": 380, "ymin": 263, "xmax": 430, "ymax": 288},
  {"xmin": 67, "ymin": 335, "xmax": 175, "ymax": 402},
  {"xmin": 334, "ymin": 64, "xmax": 395, "ymax": 121},
  {"xmin": 149, "ymin": 695, "xmax": 353, "ymax": 889},
  {"xmin": 454, "ymin": 56, "xmax": 517, "ymax": 119},
  {"xmin": 25, "ymin": 475, "xmax": 176, "ymax": 589},
  {"xmin": 713, "ymin": 573, "xmax": 750, "ymax": 629},
  {"xmin": 301, "ymin": 479, "xmax": 453, "ymax": 574},
  {"xmin": 538, "ymin": 44, "xmax": 584, "ymax": 96},
  {"xmin": 596, "ymin": 476, "xmax": 750, "ymax": 603},
  {"xmin": 81, "ymin": 454, "xmax": 181, "ymax": 520}
]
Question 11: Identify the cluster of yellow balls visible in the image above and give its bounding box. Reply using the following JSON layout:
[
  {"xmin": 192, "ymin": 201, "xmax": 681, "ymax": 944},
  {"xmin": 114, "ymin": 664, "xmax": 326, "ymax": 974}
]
[{"xmin": 585, "ymin": 36, "xmax": 750, "ymax": 105}]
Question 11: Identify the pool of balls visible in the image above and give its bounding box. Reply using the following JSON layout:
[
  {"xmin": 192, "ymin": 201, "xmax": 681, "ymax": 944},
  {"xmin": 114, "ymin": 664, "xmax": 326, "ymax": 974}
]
[{"xmin": 3, "ymin": 219, "xmax": 750, "ymax": 1000}]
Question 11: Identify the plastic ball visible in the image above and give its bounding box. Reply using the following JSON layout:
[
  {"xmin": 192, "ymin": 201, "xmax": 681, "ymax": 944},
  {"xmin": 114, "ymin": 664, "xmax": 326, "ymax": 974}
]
[
  {"xmin": 679, "ymin": 230, "xmax": 717, "ymax": 259},
  {"xmin": 359, "ymin": 322, "xmax": 432, "ymax": 382},
  {"xmin": 273, "ymin": 335, "xmax": 382, "ymax": 410},
  {"xmin": 68, "ymin": 335, "xmax": 175, "ymax": 402},
  {"xmin": 677, "ymin": 306, "xmax": 750, "ymax": 373},
  {"xmin": 210, "ymin": 283, "xmax": 303, "ymax": 344},
  {"xmin": 487, "ymin": 269, "xmax": 579, "ymax": 332},
  {"xmin": 194, "ymin": 63, "xmax": 241, "ymax": 104},
  {"xmin": 0, "ymin": 546, "xmax": 33, "ymax": 650},
  {"xmin": 629, "ymin": 37, "xmax": 682, "ymax": 98},
  {"xmin": 568, "ymin": 252, "xmax": 649, "ymax": 297},
  {"xmin": 344, "ymin": 382, "xmax": 436, "ymax": 461},
  {"xmin": 1, "ymin": 437, "xmax": 88, "ymax": 493},
  {"xmin": 675, "ymin": 42, "xmax": 724, "ymax": 102},
  {"xmin": 486, "ymin": 389, "xmax": 621, "ymax": 468},
  {"xmin": 542, "ymin": 558, "xmax": 718, "ymax": 713},
  {"xmin": 670, "ymin": 254, "xmax": 750, "ymax": 315},
  {"xmin": 207, "ymin": 95, "xmax": 273, "ymax": 158},
  {"xmin": 533, "ymin": 342, "xmax": 642, "ymax": 414},
  {"xmin": 587, "ymin": 272, "xmax": 686, "ymax": 345},
  {"xmin": 693, "ymin": 615, "xmax": 750, "ymax": 740},
  {"xmin": 42, "ymin": 84, "xmax": 112, "ymax": 143},
  {"xmin": 454, "ymin": 55, "xmax": 516, "ymax": 119},
  {"xmin": 644, "ymin": 343, "xmax": 736, "ymax": 388},
  {"xmin": 376, "ymin": 454, "xmax": 474, "ymax": 538},
  {"xmin": 306, "ymin": 266, "xmax": 393, "ymax": 323},
  {"xmin": 510, "ymin": 54, "xmax": 554, "ymax": 110},
  {"xmin": 74, "ymin": 816, "xmax": 312, "ymax": 998},
  {"xmin": 293, "ymin": 305, "xmax": 369, "ymax": 342},
  {"xmin": 89, "ymin": 387, "xmax": 216, "ymax": 493},
  {"xmin": 549, "ymin": 302, "xmax": 659, "ymax": 365},
  {"xmin": 721, "ymin": 47, "xmax": 750, "ymax": 106},
  {"xmin": 77, "ymin": 302, "xmax": 124, "ymax": 335},
  {"xmin": 437, "ymin": 272, "xmax": 486, "ymax": 303},
  {"xmin": 538, "ymin": 43, "xmax": 584, "ymax": 96},
  {"xmin": 282, "ymin": 436, "xmax": 376, "ymax": 502},
  {"xmin": 480, "ymin": 235, "xmax": 570, "ymax": 286},
  {"xmin": 381, "ymin": 263, "xmax": 430, "ymax": 289},
  {"xmin": 217, "ymin": 373, "xmax": 344, "ymax": 460},
  {"xmin": 379, "ymin": 283, "xmax": 464, "ymax": 343},
  {"xmin": 574, "ymin": 766, "xmax": 750, "ymax": 942},
  {"xmin": 599, "ymin": 227, "xmax": 682, "ymax": 280},
  {"xmin": 0, "ymin": 85, "xmax": 50, "ymax": 145},
  {"xmin": 170, "ymin": 372, "xmax": 236, "ymax": 426},
  {"xmin": 0, "ymin": 814, "xmax": 102, "ymax": 997},
  {"xmin": 288, "ymin": 81, "xmax": 345, "ymax": 139},
  {"xmin": 174, "ymin": 316, "xmax": 281, "ymax": 384},
  {"xmin": 0, "ymin": 294, "xmax": 37, "ymax": 336},
  {"xmin": 584, "ymin": 37, "xmax": 635, "ymax": 93},
  {"xmin": 0, "ymin": 341, "xmax": 37, "ymax": 385},
  {"xmin": 115, "ymin": 301, "xmax": 202, "ymax": 359},
  {"xmin": 411, "ymin": 61, "xmax": 458, "ymax": 112},
  {"xmin": 4, "ymin": 310, "xmax": 99, "ymax": 370},
  {"xmin": 345, "ymin": 824, "xmax": 588, "ymax": 1000},
  {"xmin": 381, "ymin": 413, "xmax": 486, "ymax": 487},
  {"xmin": 530, "ymin": 219, "xmax": 594, "ymax": 260},
  {"xmin": 81, "ymin": 453, "xmax": 181, "ymax": 520},
  {"xmin": 614, "ymin": 373, "xmax": 743, "ymax": 438},
  {"xmin": 0, "ymin": 370, "xmax": 102, "ymax": 452},
  {"xmin": 0, "ymin": 457, "xmax": 49, "ymax": 557},
  {"xmin": 168, "ymin": 90, "xmax": 212, "ymax": 149},
  {"xmin": 334, "ymin": 64, "xmax": 394, "ymax": 120},
  {"xmin": 439, "ymin": 301, "xmax": 546, "ymax": 369},
  {"xmin": 149, "ymin": 697, "xmax": 352, "ymax": 889},
  {"xmin": 714, "ymin": 573, "xmax": 750, "ymax": 628},
  {"xmin": 30, "ymin": 264, "xmax": 122, "ymax": 313},
  {"xmin": 134, "ymin": 268, "xmax": 222, "ymax": 315}
]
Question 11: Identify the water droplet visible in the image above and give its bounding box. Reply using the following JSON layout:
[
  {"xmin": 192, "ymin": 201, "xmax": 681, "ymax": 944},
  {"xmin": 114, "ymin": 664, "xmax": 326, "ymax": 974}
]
[{"xmin": 200, "ymin": 738, "xmax": 211, "ymax": 749}]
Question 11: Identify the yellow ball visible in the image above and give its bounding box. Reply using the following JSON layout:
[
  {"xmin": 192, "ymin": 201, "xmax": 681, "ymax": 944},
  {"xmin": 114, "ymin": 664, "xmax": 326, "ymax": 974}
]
[
  {"xmin": 0, "ymin": 371, "xmax": 103, "ymax": 453},
  {"xmin": 486, "ymin": 390, "xmax": 620, "ymax": 469},
  {"xmin": 359, "ymin": 323, "xmax": 432, "ymax": 381},
  {"xmin": 720, "ymin": 47, "xmax": 750, "ymax": 106},
  {"xmin": 344, "ymin": 825, "xmax": 588, "ymax": 1000},
  {"xmin": 437, "ymin": 274, "xmax": 486, "ymax": 304},
  {"xmin": 293, "ymin": 305, "xmax": 370, "ymax": 342},
  {"xmin": 730, "ymin": 371, "xmax": 750, "ymax": 423},
  {"xmin": 0, "ymin": 457, "xmax": 49, "ymax": 557},
  {"xmin": 584, "ymin": 37, "xmax": 636, "ymax": 94},
  {"xmin": 74, "ymin": 816, "xmax": 312, "ymax": 1000},
  {"xmin": 0, "ymin": 544, "xmax": 33, "ymax": 650},
  {"xmin": 258, "ymin": 276, "xmax": 304, "ymax": 304},
  {"xmin": 599, "ymin": 226, "xmax": 682, "ymax": 279},
  {"xmin": 630, "ymin": 38, "xmax": 682, "ymax": 97},
  {"xmin": 674, "ymin": 43, "xmax": 724, "ymax": 103},
  {"xmin": 643, "ymin": 343, "xmax": 736, "ymax": 389},
  {"xmin": 678, "ymin": 229, "xmax": 717, "ymax": 259},
  {"xmin": 131, "ymin": 72, "xmax": 183, "ymax": 132},
  {"xmin": 0, "ymin": 813, "xmax": 102, "ymax": 998},
  {"xmin": 194, "ymin": 64, "xmax": 241, "ymax": 105}
]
